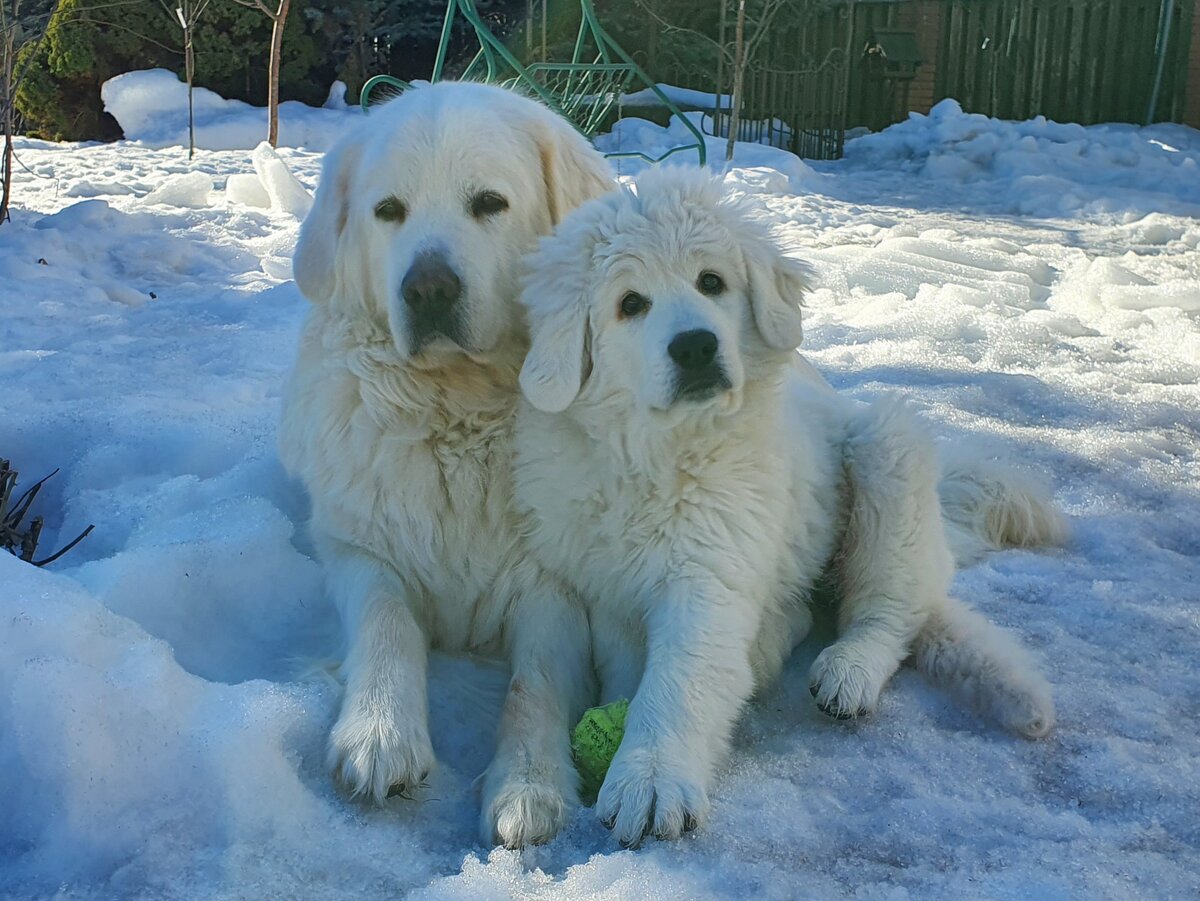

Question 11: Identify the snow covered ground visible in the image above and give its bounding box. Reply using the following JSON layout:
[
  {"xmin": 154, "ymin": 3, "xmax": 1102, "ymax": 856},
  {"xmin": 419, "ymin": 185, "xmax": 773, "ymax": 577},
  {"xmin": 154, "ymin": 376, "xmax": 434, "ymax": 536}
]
[{"xmin": 2, "ymin": 79, "xmax": 1199, "ymax": 899}]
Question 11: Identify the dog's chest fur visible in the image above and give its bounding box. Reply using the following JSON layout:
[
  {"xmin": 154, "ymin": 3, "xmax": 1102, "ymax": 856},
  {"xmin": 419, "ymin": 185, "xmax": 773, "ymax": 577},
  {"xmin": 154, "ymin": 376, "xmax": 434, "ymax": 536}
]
[
  {"xmin": 280, "ymin": 314, "xmax": 522, "ymax": 652},
  {"xmin": 515, "ymin": 383, "xmax": 843, "ymax": 650},
  {"xmin": 516, "ymin": 393, "xmax": 835, "ymax": 609}
]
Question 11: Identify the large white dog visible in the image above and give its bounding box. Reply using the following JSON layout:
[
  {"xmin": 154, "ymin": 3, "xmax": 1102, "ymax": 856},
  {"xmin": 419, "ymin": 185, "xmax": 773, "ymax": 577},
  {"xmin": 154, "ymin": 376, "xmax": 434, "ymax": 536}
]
[
  {"xmin": 279, "ymin": 82, "xmax": 614, "ymax": 847},
  {"xmin": 513, "ymin": 167, "xmax": 1065, "ymax": 847}
]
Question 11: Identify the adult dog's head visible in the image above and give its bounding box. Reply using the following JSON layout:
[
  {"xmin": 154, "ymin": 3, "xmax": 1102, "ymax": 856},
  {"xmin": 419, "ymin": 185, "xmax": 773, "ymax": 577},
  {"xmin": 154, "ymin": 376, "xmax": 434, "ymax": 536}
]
[
  {"xmin": 293, "ymin": 82, "xmax": 613, "ymax": 363},
  {"xmin": 519, "ymin": 167, "xmax": 811, "ymax": 418}
]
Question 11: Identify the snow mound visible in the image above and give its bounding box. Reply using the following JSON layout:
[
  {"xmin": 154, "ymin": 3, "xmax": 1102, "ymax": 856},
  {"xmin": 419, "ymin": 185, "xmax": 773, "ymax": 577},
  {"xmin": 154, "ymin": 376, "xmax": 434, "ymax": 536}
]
[
  {"xmin": 323, "ymin": 80, "xmax": 350, "ymax": 110},
  {"xmin": 144, "ymin": 171, "xmax": 214, "ymax": 208},
  {"xmin": 3, "ymin": 90, "xmax": 1200, "ymax": 899},
  {"xmin": 102, "ymin": 69, "xmax": 359, "ymax": 152},
  {"xmin": 845, "ymin": 99, "xmax": 1200, "ymax": 216},
  {"xmin": 596, "ymin": 113, "xmax": 826, "ymax": 193}
]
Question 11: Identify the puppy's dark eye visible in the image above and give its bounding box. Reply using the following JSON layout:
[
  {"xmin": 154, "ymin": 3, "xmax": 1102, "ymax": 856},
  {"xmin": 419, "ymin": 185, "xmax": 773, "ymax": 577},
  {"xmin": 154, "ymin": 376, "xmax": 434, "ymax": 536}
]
[
  {"xmin": 470, "ymin": 190, "xmax": 509, "ymax": 218},
  {"xmin": 697, "ymin": 271, "xmax": 725, "ymax": 295},
  {"xmin": 619, "ymin": 292, "xmax": 651, "ymax": 319},
  {"xmin": 374, "ymin": 196, "xmax": 406, "ymax": 223}
]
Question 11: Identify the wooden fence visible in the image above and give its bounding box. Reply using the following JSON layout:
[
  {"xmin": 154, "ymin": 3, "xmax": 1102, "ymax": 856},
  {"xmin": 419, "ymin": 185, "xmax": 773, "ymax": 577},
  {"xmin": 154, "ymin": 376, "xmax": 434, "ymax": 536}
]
[
  {"xmin": 504, "ymin": 0, "xmax": 1199, "ymax": 159},
  {"xmin": 936, "ymin": 0, "xmax": 1196, "ymax": 125}
]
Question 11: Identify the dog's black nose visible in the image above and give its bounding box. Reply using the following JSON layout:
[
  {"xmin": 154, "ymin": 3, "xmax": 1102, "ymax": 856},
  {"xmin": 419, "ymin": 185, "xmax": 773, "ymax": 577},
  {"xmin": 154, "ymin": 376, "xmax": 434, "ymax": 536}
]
[
  {"xmin": 402, "ymin": 252, "xmax": 462, "ymax": 314},
  {"xmin": 668, "ymin": 329, "xmax": 719, "ymax": 371}
]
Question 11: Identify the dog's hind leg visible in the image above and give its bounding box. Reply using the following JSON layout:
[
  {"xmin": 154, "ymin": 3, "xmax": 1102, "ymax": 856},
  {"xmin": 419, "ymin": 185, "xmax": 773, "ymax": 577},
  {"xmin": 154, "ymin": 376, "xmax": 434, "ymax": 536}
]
[
  {"xmin": 480, "ymin": 570, "xmax": 595, "ymax": 848},
  {"xmin": 809, "ymin": 398, "xmax": 952, "ymax": 719},
  {"xmin": 910, "ymin": 596, "xmax": 1055, "ymax": 738},
  {"xmin": 322, "ymin": 542, "xmax": 436, "ymax": 804}
]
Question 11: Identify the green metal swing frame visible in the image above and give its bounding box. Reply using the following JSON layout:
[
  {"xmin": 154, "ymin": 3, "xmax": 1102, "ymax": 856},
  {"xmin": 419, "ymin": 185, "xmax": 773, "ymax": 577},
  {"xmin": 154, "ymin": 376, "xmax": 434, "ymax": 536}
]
[{"xmin": 359, "ymin": 0, "xmax": 706, "ymax": 166}]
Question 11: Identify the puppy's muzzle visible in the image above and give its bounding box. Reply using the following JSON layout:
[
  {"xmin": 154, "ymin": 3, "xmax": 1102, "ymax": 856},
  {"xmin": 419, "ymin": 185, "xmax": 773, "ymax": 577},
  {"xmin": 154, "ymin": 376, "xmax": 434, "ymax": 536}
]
[
  {"xmin": 669, "ymin": 329, "xmax": 731, "ymax": 402},
  {"xmin": 402, "ymin": 251, "xmax": 465, "ymax": 350}
]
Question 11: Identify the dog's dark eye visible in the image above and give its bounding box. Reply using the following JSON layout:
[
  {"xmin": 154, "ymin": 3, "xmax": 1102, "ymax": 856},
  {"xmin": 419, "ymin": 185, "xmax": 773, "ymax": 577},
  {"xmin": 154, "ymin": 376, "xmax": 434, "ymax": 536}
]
[
  {"xmin": 619, "ymin": 292, "xmax": 651, "ymax": 319},
  {"xmin": 374, "ymin": 196, "xmax": 406, "ymax": 223},
  {"xmin": 470, "ymin": 190, "xmax": 509, "ymax": 218},
  {"xmin": 697, "ymin": 271, "xmax": 725, "ymax": 295}
]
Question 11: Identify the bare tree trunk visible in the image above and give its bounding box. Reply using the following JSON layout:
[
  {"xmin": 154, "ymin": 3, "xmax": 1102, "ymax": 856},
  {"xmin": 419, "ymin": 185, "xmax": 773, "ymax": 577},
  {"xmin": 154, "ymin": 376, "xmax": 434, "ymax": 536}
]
[
  {"xmin": 266, "ymin": 0, "xmax": 289, "ymax": 147},
  {"xmin": 1, "ymin": 10, "xmax": 15, "ymax": 225},
  {"xmin": 184, "ymin": 27, "xmax": 195, "ymax": 158},
  {"xmin": 2, "ymin": 107, "xmax": 13, "ymax": 226},
  {"xmin": 715, "ymin": 0, "xmax": 727, "ymax": 141},
  {"xmin": 725, "ymin": 0, "xmax": 746, "ymax": 163}
]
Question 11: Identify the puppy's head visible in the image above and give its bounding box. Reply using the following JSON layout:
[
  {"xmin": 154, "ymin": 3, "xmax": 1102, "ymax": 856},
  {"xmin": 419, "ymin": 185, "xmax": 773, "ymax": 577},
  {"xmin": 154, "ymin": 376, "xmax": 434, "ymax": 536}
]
[
  {"xmin": 519, "ymin": 167, "xmax": 811, "ymax": 416},
  {"xmin": 293, "ymin": 82, "xmax": 613, "ymax": 363}
]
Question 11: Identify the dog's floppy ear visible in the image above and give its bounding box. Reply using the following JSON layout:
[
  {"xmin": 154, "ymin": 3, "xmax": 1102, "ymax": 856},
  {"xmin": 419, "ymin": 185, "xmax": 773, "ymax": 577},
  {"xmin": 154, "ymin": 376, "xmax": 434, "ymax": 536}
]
[
  {"xmin": 519, "ymin": 213, "xmax": 603, "ymax": 412},
  {"xmin": 293, "ymin": 138, "xmax": 362, "ymax": 303},
  {"xmin": 742, "ymin": 232, "xmax": 812, "ymax": 350},
  {"xmin": 534, "ymin": 114, "xmax": 614, "ymax": 226}
]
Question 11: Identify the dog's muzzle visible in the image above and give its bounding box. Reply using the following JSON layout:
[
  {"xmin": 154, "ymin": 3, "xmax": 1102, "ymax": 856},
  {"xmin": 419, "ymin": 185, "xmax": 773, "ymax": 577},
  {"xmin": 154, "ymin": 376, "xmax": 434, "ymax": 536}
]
[
  {"xmin": 401, "ymin": 250, "xmax": 466, "ymax": 351},
  {"xmin": 668, "ymin": 328, "xmax": 732, "ymax": 402}
]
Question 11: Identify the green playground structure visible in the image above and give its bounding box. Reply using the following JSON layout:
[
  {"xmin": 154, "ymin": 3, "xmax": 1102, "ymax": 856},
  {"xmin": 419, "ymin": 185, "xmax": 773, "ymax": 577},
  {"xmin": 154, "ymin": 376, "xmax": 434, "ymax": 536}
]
[{"xmin": 359, "ymin": 0, "xmax": 707, "ymax": 166}]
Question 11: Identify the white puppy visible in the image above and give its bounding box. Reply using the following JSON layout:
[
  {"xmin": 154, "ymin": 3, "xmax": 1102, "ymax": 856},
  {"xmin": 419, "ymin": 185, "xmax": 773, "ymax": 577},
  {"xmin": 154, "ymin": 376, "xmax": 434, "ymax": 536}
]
[
  {"xmin": 513, "ymin": 168, "xmax": 1061, "ymax": 846},
  {"xmin": 279, "ymin": 82, "xmax": 614, "ymax": 847}
]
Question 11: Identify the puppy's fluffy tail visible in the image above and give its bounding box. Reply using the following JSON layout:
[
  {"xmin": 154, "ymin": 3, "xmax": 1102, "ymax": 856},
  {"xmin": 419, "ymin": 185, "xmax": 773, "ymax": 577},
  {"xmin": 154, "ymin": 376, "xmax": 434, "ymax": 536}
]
[
  {"xmin": 910, "ymin": 599, "xmax": 1055, "ymax": 739},
  {"xmin": 937, "ymin": 452, "xmax": 1070, "ymax": 567}
]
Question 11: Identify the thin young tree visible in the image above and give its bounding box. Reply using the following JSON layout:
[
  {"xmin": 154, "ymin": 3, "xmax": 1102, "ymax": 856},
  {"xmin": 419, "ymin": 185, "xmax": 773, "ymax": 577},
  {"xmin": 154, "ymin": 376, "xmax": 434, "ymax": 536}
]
[
  {"xmin": 159, "ymin": 0, "xmax": 212, "ymax": 159},
  {"xmin": 0, "ymin": 0, "xmax": 59, "ymax": 225},
  {"xmin": 233, "ymin": 0, "xmax": 290, "ymax": 147},
  {"xmin": 724, "ymin": 0, "xmax": 791, "ymax": 161},
  {"xmin": 633, "ymin": 0, "xmax": 795, "ymax": 162}
]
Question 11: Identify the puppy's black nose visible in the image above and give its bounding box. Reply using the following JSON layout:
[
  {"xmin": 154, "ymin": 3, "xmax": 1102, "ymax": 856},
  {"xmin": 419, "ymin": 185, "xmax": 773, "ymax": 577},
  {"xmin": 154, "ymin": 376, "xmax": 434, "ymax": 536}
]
[
  {"xmin": 402, "ymin": 252, "xmax": 461, "ymax": 314},
  {"xmin": 668, "ymin": 329, "xmax": 719, "ymax": 371}
]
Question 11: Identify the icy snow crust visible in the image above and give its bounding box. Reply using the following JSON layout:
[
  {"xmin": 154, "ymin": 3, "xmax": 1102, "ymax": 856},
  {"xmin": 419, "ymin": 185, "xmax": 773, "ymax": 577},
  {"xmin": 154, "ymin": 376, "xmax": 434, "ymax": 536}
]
[{"xmin": 2, "ymin": 92, "xmax": 1199, "ymax": 899}]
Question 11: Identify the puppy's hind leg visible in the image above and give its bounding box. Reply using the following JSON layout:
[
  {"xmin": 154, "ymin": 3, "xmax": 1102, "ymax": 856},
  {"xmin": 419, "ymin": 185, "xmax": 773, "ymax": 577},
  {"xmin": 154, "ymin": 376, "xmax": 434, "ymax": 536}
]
[
  {"xmin": 810, "ymin": 399, "xmax": 950, "ymax": 719},
  {"xmin": 322, "ymin": 541, "xmax": 436, "ymax": 804},
  {"xmin": 911, "ymin": 597, "xmax": 1055, "ymax": 738},
  {"xmin": 480, "ymin": 572, "xmax": 594, "ymax": 848}
]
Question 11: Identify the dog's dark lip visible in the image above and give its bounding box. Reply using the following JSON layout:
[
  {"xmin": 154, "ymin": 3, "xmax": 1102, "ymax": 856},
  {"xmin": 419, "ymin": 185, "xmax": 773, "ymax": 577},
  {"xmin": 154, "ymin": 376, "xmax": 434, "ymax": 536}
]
[
  {"xmin": 407, "ymin": 320, "xmax": 471, "ymax": 356},
  {"xmin": 673, "ymin": 372, "xmax": 734, "ymax": 404}
]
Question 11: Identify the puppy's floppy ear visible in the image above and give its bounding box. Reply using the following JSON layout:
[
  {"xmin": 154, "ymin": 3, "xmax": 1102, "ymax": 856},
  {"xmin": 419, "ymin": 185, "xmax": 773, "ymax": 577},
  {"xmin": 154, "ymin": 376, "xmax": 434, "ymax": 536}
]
[
  {"xmin": 533, "ymin": 113, "xmax": 614, "ymax": 226},
  {"xmin": 293, "ymin": 138, "xmax": 362, "ymax": 303},
  {"xmin": 742, "ymin": 231, "xmax": 812, "ymax": 350},
  {"xmin": 519, "ymin": 212, "xmax": 602, "ymax": 412}
]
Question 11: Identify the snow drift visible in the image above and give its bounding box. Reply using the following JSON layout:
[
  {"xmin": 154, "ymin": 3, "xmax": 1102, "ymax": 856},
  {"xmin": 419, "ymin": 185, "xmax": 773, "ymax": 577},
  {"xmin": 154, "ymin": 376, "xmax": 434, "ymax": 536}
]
[{"xmin": 102, "ymin": 69, "xmax": 359, "ymax": 152}]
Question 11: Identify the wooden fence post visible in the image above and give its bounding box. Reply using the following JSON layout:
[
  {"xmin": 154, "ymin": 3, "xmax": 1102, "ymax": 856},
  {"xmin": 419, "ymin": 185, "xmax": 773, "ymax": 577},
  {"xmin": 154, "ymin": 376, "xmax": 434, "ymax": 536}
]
[{"xmin": 1186, "ymin": 0, "xmax": 1200, "ymax": 125}]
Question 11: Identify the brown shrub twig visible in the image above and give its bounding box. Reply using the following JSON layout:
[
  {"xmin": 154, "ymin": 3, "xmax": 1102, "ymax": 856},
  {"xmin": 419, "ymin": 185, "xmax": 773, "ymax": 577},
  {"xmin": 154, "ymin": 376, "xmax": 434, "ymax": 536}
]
[{"xmin": 1, "ymin": 458, "xmax": 94, "ymax": 566}]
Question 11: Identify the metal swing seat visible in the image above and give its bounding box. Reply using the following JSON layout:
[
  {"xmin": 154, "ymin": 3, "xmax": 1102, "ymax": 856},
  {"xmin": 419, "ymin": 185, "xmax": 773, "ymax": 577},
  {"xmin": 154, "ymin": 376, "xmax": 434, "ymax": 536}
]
[{"xmin": 360, "ymin": 0, "xmax": 706, "ymax": 166}]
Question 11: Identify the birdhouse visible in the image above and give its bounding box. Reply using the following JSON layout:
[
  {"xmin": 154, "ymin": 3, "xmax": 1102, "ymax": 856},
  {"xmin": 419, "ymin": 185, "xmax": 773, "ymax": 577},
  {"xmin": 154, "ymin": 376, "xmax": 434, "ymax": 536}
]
[{"xmin": 862, "ymin": 29, "xmax": 923, "ymax": 82}]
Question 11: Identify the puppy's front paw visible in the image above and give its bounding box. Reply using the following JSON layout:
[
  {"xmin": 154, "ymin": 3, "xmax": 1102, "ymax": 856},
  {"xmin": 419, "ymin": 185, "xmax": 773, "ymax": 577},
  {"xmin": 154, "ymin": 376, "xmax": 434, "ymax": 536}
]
[
  {"xmin": 808, "ymin": 643, "xmax": 887, "ymax": 719},
  {"xmin": 480, "ymin": 764, "xmax": 576, "ymax": 848},
  {"xmin": 327, "ymin": 699, "xmax": 435, "ymax": 804},
  {"xmin": 596, "ymin": 743, "xmax": 708, "ymax": 847}
]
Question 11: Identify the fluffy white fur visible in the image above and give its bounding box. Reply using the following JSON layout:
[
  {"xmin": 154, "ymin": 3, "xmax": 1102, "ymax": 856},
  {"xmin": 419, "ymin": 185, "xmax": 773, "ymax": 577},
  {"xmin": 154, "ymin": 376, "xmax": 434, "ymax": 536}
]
[
  {"xmin": 279, "ymin": 82, "xmax": 614, "ymax": 848},
  {"xmin": 513, "ymin": 168, "xmax": 1062, "ymax": 847}
]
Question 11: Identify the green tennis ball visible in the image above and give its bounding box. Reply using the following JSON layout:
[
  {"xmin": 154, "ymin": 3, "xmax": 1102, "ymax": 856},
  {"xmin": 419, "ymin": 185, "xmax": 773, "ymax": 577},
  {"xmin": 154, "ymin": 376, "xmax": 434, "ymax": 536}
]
[{"xmin": 571, "ymin": 699, "xmax": 629, "ymax": 806}]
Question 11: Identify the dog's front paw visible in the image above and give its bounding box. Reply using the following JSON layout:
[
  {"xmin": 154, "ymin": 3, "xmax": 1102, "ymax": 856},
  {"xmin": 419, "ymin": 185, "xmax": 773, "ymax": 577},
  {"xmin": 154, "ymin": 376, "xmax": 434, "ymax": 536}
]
[
  {"xmin": 327, "ymin": 699, "xmax": 435, "ymax": 804},
  {"xmin": 595, "ymin": 743, "xmax": 708, "ymax": 847},
  {"xmin": 808, "ymin": 643, "xmax": 888, "ymax": 719},
  {"xmin": 480, "ymin": 763, "xmax": 576, "ymax": 848}
]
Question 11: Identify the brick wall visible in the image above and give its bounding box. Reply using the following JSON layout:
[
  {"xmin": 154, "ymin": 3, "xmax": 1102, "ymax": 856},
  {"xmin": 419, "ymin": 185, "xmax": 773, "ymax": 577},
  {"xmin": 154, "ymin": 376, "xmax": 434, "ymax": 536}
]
[{"xmin": 907, "ymin": 1, "xmax": 942, "ymax": 114}]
